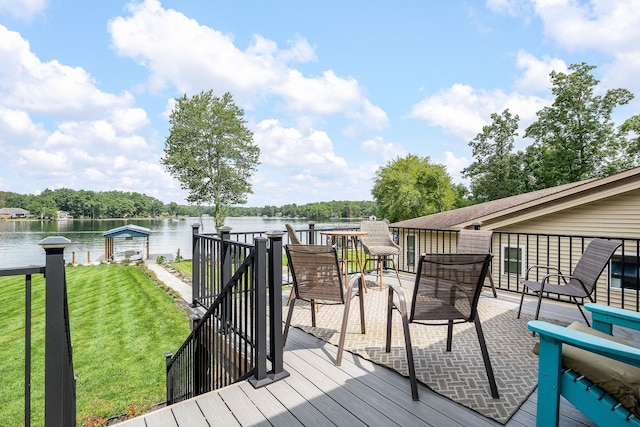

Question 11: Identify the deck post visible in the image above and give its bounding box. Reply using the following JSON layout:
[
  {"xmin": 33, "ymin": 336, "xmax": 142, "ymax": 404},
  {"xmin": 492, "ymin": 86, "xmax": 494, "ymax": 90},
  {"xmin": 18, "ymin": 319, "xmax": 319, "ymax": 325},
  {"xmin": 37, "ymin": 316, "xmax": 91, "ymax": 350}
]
[
  {"xmin": 191, "ymin": 224, "xmax": 200, "ymax": 306},
  {"xmin": 220, "ymin": 226, "xmax": 232, "ymax": 331},
  {"xmin": 164, "ymin": 351, "xmax": 174, "ymax": 405},
  {"xmin": 308, "ymin": 221, "xmax": 315, "ymax": 245},
  {"xmin": 267, "ymin": 231, "xmax": 290, "ymax": 382},
  {"xmin": 41, "ymin": 236, "xmax": 75, "ymax": 427},
  {"xmin": 250, "ymin": 237, "xmax": 271, "ymax": 388}
]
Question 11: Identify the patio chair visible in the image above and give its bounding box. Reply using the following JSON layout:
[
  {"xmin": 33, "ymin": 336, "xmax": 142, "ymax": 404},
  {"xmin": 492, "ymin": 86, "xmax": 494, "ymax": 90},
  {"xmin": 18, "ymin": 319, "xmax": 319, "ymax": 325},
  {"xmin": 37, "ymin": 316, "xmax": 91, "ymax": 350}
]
[
  {"xmin": 285, "ymin": 223, "xmax": 303, "ymax": 245},
  {"xmin": 360, "ymin": 220, "xmax": 402, "ymax": 289},
  {"xmin": 528, "ymin": 303, "xmax": 640, "ymax": 427},
  {"xmin": 385, "ymin": 253, "xmax": 498, "ymax": 400},
  {"xmin": 283, "ymin": 244, "xmax": 366, "ymax": 366},
  {"xmin": 456, "ymin": 229, "xmax": 497, "ymax": 297},
  {"xmin": 517, "ymin": 238, "xmax": 621, "ymax": 326}
]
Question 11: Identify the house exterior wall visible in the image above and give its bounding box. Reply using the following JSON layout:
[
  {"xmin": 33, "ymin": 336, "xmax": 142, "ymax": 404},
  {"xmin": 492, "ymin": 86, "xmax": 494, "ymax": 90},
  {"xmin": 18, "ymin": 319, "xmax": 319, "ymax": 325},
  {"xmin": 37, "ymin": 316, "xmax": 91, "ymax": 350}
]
[
  {"xmin": 392, "ymin": 189, "xmax": 640, "ymax": 310},
  {"xmin": 490, "ymin": 189, "xmax": 640, "ymax": 310}
]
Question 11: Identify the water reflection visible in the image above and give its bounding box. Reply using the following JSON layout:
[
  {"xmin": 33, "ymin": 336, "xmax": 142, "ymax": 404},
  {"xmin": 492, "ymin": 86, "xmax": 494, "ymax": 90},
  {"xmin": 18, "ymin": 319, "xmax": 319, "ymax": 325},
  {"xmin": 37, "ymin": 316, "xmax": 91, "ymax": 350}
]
[{"xmin": 0, "ymin": 217, "xmax": 357, "ymax": 268}]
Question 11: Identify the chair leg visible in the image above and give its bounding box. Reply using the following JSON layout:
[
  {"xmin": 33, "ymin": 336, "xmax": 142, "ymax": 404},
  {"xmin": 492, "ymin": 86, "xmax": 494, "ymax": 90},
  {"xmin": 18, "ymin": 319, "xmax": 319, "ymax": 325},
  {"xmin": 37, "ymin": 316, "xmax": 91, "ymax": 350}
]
[
  {"xmin": 573, "ymin": 297, "xmax": 591, "ymax": 327},
  {"xmin": 336, "ymin": 289, "xmax": 354, "ymax": 366},
  {"xmin": 401, "ymin": 307, "xmax": 418, "ymax": 400},
  {"xmin": 517, "ymin": 284, "xmax": 528, "ymax": 319},
  {"xmin": 487, "ymin": 273, "xmax": 497, "ymax": 298},
  {"xmin": 358, "ymin": 278, "xmax": 366, "ymax": 334},
  {"xmin": 389, "ymin": 258, "xmax": 403, "ymax": 288},
  {"xmin": 446, "ymin": 320, "xmax": 454, "ymax": 352},
  {"xmin": 474, "ymin": 317, "xmax": 499, "ymax": 399},
  {"xmin": 378, "ymin": 256, "xmax": 384, "ymax": 289},
  {"xmin": 283, "ymin": 298, "xmax": 296, "ymax": 347},
  {"xmin": 386, "ymin": 287, "xmax": 394, "ymax": 352},
  {"xmin": 385, "ymin": 286, "xmax": 418, "ymax": 400}
]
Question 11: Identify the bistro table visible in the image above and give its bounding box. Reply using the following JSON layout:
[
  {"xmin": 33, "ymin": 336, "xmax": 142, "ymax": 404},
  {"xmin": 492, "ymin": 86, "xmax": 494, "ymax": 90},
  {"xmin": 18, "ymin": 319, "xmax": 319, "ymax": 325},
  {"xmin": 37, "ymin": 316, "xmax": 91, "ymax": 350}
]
[{"xmin": 319, "ymin": 229, "xmax": 369, "ymax": 292}]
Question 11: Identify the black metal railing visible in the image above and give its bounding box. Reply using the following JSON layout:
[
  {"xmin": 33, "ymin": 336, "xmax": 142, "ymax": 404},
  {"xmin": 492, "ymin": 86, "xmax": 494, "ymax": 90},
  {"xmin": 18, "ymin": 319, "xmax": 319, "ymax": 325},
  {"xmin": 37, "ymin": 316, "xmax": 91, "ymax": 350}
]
[
  {"xmin": 165, "ymin": 228, "xmax": 288, "ymax": 405},
  {"xmin": 0, "ymin": 237, "xmax": 76, "ymax": 427},
  {"xmin": 390, "ymin": 226, "xmax": 640, "ymax": 309}
]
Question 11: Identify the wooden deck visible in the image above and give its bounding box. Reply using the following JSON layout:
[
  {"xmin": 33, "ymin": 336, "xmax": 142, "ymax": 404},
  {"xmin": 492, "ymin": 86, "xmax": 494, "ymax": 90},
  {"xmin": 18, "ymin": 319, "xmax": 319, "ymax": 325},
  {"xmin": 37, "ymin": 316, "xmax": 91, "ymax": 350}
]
[{"xmin": 116, "ymin": 286, "xmax": 603, "ymax": 427}]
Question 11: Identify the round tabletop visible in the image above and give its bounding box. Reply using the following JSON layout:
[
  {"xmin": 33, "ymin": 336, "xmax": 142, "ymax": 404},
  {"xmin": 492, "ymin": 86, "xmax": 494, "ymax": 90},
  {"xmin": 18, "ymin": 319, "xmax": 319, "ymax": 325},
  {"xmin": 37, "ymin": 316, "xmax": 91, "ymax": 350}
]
[{"xmin": 319, "ymin": 230, "xmax": 368, "ymax": 237}]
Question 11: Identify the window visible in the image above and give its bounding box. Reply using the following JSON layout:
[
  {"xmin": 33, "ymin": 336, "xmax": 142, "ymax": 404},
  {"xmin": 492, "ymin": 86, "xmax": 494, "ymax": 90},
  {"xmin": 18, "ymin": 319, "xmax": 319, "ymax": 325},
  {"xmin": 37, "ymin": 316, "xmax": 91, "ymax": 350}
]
[
  {"xmin": 610, "ymin": 254, "xmax": 640, "ymax": 291},
  {"xmin": 406, "ymin": 235, "xmax": 416, "ymax": 268},
  {"xmin": 501, "ymin": 244, "xmax": 525, "ymax": 276}
]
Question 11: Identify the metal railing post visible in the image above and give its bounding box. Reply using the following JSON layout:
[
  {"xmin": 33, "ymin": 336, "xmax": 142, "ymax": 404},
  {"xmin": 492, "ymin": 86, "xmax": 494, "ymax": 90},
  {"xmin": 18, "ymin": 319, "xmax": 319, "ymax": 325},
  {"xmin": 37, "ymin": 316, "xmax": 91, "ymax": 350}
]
[
  {"xmin": 40, "ymin": 236, "xmax": 74, "ymax": 427},
  {"xmin": 250, "ymin": 237, "xmax": 271, "ymax": 388},
  {"xmin": 164, "ymin": 351, "xmax": 173, "ymax": 405},
  {"xmin": 220, "ymin": 226, "xmax": 232, "ymax": 331},
  {"xmin": 308, "ymin": 222, "xmax": 315, "ymax": 245},
  {"xmin": 191, "ymin": 223, "xmax": 201, "ymax": 305},
  {"xmin": 266, "ymin": 231, "xmax": 290, "ymax": 382},
  {"xmin": 220, "ymin": 226, "xmax": 232, "ymax": 288}
]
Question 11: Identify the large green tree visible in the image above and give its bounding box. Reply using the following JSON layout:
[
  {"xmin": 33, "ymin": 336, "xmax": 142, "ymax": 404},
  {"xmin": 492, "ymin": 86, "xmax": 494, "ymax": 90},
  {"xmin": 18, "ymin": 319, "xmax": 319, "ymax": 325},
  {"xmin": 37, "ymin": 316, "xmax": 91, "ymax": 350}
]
[
  {"xmin": 524, "ymin": 62, "xmax": 634, "ymax": 189},
  {"xmin": 162, "ymin": 90, "xmax": 260, "ymax": 229},
  {"xmin": 463, "ymin": 109, "xmax": 526, "ymax": 202},
  {"xmin": 371, "ymin": 155, "xmax": 457, "ymax": 222}
]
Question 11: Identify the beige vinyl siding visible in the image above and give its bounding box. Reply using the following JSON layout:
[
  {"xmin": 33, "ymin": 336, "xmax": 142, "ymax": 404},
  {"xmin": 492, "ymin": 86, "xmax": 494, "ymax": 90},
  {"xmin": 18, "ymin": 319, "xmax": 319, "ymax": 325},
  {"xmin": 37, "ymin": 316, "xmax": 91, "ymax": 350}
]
[
  {"xmin": 494, "ymin": 191, "xmax": 640, "ymax": 310},
  {"xmin": 494, "ymin": 189, "xmax": 640, "ymax": 239}
]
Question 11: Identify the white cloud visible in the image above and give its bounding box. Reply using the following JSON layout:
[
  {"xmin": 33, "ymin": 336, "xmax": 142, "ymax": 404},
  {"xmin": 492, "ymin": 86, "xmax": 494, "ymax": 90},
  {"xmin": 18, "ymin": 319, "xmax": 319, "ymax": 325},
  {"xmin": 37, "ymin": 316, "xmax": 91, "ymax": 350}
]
[
  {"xmin": 410, "ymin": 83, "xmax": 546, "ymax": 141},
  {"xmin": 514, "ymin": 50, "xmax": 567, "ymax": 93},
  {"xmin": 361, "ymin": 136, "xmax": 405, "ymax": 163},
  {"xmin": 0, "ymin": 25, "xmax": 134, "ymax": 119},
  {"xmin": 0, "ymin": 0, "xmax": 47, "ymax": 20},
  {"xmin": 409, "ymin": 76, "xmax": 548, "ymax": 142},
  {"xmin": 244, "ymin": 119, "xmax": 377, "ymax": 205},
  {"xmin": 253, "ymin": 119, "xmax": 346, "ymax": 171},
  {"xmin": 112, "ymin": 108, "xmax": 150, "ymax": 133},
  {"xmin": 108, "ymin": 0, "xmax": 386, "ymax": 134},
  {"xmin": 441, "ymin": 151, "xmax": 469, "ymax": 184},
  {"xmin": 534, "ymin": 0, "xmax": 640, "ymax": 53},
  {"xmin": 522, "ymin": 1, "xmax": 640, "ymax": 103}
]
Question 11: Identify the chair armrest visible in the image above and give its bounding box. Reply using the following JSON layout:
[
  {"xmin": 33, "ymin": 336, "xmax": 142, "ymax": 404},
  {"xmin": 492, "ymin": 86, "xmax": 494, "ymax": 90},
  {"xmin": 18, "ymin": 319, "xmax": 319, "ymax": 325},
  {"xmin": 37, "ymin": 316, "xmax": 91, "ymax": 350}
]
[
  {"xmin": 528, "ymin": 320, "xmax": 640, "ymax": 368},
  {"xmin": 585, "ymin": 303, "xmax": 640, "ymax": 334},
  {"xmin": 525, "ymin": 264, "xmax": 563, "ymax": 279},
  {"xmin": 540, "ymin": 273, "xmax": 581, "ymax": 286},
  {"xmin": 388, "ymin": 281, "xmax": 405, "ymax": 299}
]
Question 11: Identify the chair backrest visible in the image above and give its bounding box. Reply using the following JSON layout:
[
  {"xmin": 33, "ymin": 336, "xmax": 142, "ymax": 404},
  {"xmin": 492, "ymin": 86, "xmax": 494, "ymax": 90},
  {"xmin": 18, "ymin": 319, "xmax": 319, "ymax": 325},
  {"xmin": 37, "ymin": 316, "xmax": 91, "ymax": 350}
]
[
  {"xmin": 285, "ymin": 223, "xmax": 303, "ymax": 245},
  {"xmin": 359, "ymin": 220, "xmax": 398, "ymax": 248},
  {"xmin": 456, "ymin": 229, "xmax": 493, "ymax": 254},
  {"xmin": 285, "ymin": 244, "xmax": 345, "ymax": 304},
  {"xmin": 410, "ymin": 253, "xmax": 493, "ymax": 323},
  {"xmin": 570, "ymin": 238, "xmax": 622, "ymax": 294}
]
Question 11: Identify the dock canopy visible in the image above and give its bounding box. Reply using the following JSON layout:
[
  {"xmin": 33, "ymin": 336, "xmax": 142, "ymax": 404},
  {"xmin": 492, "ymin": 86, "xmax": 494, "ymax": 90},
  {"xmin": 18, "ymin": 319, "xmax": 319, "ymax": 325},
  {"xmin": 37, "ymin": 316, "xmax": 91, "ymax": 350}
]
[{"xmin": 103, "ymin": 224, "xmax": 150, "ymax": 261}]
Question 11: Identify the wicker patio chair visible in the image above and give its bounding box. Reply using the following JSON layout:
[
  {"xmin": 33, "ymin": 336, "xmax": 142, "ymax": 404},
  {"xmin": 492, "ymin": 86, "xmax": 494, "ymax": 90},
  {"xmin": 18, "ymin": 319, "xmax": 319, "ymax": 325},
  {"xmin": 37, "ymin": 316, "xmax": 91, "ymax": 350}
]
[
  {"xmin": 283, "ymin": 244, "xmax": 366, "ymax": 366},
  {"xmin": 385, "ymin": 253, "xmax": 498, "ymax": 400},
  {"xmin": 529, "ymin": 303, "xmax": 640, "ymax": 426},
  {"xmin": 456, "ymin": 229, "xmax": 497, "ymax": 297},
  {"xmin": 285, "ymin": 223, "xmax": 303, "ymax": 245},
  {"xmin": 360, "ymin": 220, "xmax": 402, "ymax": 289},
  {"xmin": 517, "ymin": 238, "xmax": 621, "ymax": 326}
]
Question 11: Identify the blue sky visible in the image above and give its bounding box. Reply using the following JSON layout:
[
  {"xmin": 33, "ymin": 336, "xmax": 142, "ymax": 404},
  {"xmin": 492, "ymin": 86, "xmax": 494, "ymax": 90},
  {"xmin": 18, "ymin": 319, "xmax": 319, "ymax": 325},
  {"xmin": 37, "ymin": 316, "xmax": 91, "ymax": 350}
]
[{"xmin": 1, "ymin": 1, "xmax": 639, "ymax": 207}]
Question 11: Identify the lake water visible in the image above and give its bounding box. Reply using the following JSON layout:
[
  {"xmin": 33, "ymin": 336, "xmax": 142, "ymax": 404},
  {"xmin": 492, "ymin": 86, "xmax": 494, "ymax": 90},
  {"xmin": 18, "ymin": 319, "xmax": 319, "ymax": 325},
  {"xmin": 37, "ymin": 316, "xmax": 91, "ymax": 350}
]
[{"xmin": 0, "ymin": 217, "xmax": 357, "ymax": 268}]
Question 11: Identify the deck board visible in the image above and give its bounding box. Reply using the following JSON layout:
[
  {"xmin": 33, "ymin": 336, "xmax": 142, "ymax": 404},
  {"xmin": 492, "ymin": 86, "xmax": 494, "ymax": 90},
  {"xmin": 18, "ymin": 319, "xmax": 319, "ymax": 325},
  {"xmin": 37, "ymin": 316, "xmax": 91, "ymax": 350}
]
[
  {"xmin": 119, "ymin": 286, "xmax": 610, "ymax": 426},
  {"xmin": 195, "ymin": 392, "xmax": 241, "ymax": 427}
]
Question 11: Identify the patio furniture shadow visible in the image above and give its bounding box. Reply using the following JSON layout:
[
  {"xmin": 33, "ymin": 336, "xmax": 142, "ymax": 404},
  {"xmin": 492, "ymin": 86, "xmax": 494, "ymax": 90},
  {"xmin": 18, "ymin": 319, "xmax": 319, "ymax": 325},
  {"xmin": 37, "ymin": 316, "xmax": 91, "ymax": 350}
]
[{"xmin": 285, "ymin": 286, "xmax": 565, "ymax": 424}]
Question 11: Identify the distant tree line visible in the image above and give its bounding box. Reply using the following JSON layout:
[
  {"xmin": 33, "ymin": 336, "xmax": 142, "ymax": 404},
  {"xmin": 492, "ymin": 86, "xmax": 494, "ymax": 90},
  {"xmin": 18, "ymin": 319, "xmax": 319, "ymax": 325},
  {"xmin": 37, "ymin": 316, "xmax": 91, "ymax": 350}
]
[{"xmin": 0, "ymin": 188, "xmax": 378, "ymax": 221}]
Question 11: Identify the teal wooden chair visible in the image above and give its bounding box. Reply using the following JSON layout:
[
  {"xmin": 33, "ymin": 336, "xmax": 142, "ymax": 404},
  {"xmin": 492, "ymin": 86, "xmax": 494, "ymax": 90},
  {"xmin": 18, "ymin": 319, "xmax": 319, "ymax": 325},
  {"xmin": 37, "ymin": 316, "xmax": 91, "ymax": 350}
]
[{"xmin": 528, "ymin": 303, "xmax": 640, "ymax": 427}]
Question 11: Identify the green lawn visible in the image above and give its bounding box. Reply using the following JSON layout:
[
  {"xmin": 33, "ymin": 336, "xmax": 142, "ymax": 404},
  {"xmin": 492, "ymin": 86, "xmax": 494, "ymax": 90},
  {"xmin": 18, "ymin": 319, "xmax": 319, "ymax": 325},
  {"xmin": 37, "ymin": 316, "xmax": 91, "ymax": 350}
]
[
  {"xmin": 170, "ymin": 260, "xmax": 192, "ymax": 276},
  {"xmin": 0, "ymin": 263, "xmax": 190, "ymax": 426}
]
